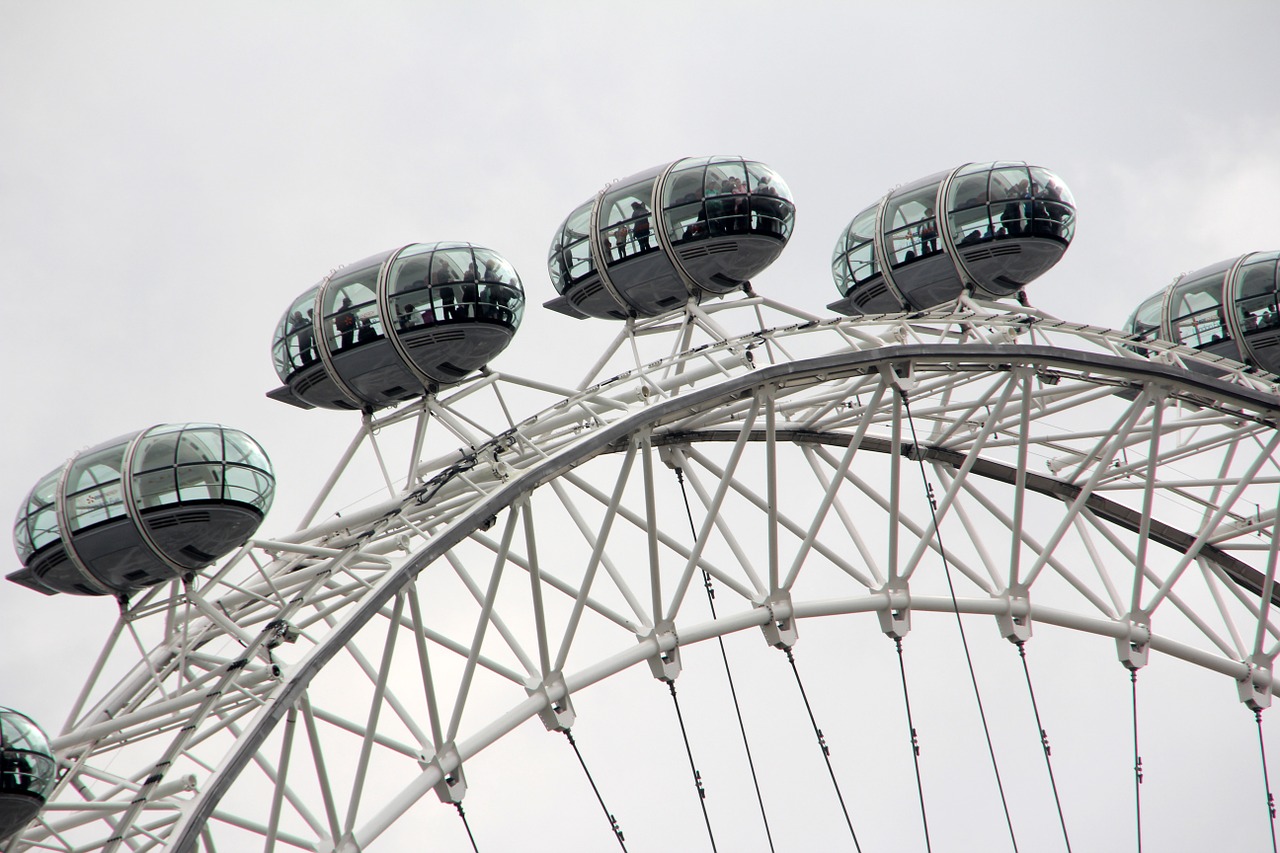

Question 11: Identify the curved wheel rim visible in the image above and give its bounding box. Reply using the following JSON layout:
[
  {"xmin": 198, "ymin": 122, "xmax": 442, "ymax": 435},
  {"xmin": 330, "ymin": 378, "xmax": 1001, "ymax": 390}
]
[{"xmin": 18, "ymin": 306, "xmax": 1280, "ymax": 852}]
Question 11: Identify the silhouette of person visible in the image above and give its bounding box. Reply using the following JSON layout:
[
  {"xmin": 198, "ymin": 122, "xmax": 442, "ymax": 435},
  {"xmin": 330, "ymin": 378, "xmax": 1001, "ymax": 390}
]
[
  {"xmin": 289, "ymin": 310, "xmax": 315, "ymax": 366},
  {"xmin": 335, "ymin": 297, "xmax": 356, "ymax": 349},
  {"xmin": 918, "ymin": 208, "xmax": 938, "ymax": 255},
  {"xmin": 631, "ymin": 201, "xmax": 652, "ymax": 252}
]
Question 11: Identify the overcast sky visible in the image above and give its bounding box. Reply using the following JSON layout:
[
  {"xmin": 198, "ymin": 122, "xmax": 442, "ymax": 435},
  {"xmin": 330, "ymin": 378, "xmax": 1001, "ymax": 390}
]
[{"xmin": 2, "ymin": 2, "xmax": 1280, "ymax": 850}]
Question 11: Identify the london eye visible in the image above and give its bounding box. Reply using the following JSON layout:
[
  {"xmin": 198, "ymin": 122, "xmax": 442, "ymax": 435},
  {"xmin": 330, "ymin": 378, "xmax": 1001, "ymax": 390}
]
[{"xmin": 4, "ymin": 147, "xmax": 1280, "ymax": 853}]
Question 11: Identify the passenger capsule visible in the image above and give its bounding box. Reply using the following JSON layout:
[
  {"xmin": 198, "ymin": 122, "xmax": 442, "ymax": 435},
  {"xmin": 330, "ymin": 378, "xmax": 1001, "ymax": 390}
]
[
  {"xmin": 545, "ymin": 155, "xmax": 796, "ymax": 320},
  {"xmin": 0, "ymin": 708, "xmax": 56, "ymax": 841},
  {"xmin": 829, "ymin": 161, "xmax": 1076, "ymax": 315},
  {"xmin": 8, "ymin": 424, "xmax": 274, "ymax": 597},
  {"xmin": 269, "ymin": 243, "xmax": 525, "ymax": 411},
  {"xmin": 1125, "ymin": 251, "xmax": 1280, "ymax": 374}
]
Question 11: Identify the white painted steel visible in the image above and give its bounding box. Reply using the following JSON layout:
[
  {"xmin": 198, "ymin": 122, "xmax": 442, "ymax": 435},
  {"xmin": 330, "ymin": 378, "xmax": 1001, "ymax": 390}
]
[{"xmin": 10, "ymin": 297, "xmax": 1280, "ymax": 852}]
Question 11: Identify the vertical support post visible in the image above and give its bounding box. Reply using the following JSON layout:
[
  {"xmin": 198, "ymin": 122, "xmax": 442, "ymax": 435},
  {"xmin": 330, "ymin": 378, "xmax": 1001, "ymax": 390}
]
[{"xmin": 765, "ymin": 385, "xmax": 780, "ymax": 595}]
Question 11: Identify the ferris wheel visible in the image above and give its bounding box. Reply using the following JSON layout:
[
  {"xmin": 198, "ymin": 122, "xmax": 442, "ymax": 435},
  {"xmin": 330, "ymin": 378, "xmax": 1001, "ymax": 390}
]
[{"xmin": 5, "ymin": 158, "xmax": 1280, "ymax": 853}]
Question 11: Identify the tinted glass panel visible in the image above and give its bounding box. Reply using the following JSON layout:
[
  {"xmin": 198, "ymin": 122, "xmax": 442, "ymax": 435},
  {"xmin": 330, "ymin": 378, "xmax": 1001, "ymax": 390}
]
[
  {"xmin": 703, "ymin": 160, "xmax": 750, "ymax": 237},
  {"xmin": 273, "ymin": 286, "xmax": 321, "ymax": 380},
  {"xmin": 599, "ymin": 179, "xmax": 656, "ymax": 262},
  {"xmin": 884, "ymin": 184, "xmax": 940, "ymax": 265},
  {"xmin": 1126, "ymin": 292, "xmax": 1165, "ymax": 342},
  {"xmin": 745, "ymin": 161, "xmax": 792, "ymax": 201},
  {"xmin": 1236, "ymin": 256, "xmax": 1280, "ymax": 331},
  {"xmin": 552, "ymin": 202, "xmax": 595, "ymax": 292},
  {"xmin": 1170, "ymin": 271, "xmax": 1228, "ymax": 348},
  {"xmin": 324, "ymin": 256, "xmax": 387, "ymax": 354},
  {"xmin": 15, "ymin": 471, "xmax": 60, "ymax": 559},
  {"xmin": 65, "ymin": 444, "xmax": 128, "ymax": 531}
]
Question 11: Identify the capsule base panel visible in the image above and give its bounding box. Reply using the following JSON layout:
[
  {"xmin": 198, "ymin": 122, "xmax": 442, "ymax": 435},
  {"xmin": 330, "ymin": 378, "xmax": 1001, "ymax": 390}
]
[
  {"xmin": 0, "ymin": 792, "xmax": 42, "ymax": 842},
  {"xmin": 403, "ymin": 323, "xmax": 515, "ymax": 384}
]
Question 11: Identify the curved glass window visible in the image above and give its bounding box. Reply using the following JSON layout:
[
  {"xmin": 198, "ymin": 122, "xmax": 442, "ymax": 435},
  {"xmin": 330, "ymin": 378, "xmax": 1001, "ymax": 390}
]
[
  {"xmin": 13, "ymin": 471, "xmax": 60, "ymax": 562},
  {"xmin": 1169, "ymin": 269, "xmax": 1229, "ymax": 349},
  {"xmin": 989, "ymin": 166, "xmax": 1032, "ymax": 238},
  {"xmin": 64, "ymin": 440, "xmax": 129, "ymax": 532},
  {"xmin": 948, "ymin": 166, "xmax": 994, "ymax": 246},
  {"xmin": 945, "ymin": 162, "xmax": 1075, "ymax": 246},
  {"xmin": 428, "ymin": 246, "xmax": 478, "ymax": 321},
  {"xmin": 386, "ymin": 243, "xmax": 439, "ymax": 330},
  {"xmin": 549, "ymin": 201, "xmax": 595, "ymax": 294},
  {"xmin": 272, "ymin": 286, "xmax": 321, "ymax": 382},
  {"xmin": 662, "ymin": 156, "xmax": 795, "ymax": 246},
  {"xmin": 832, "ymin": 206, "xmax": 879, "ymax": 295},
  {"xmin": 599, "ymin": 176, "xmax": 658, "ymax": 263},
  {"xmin": 1126, "ymin": 292, "xmax": 1165, "ymax": 343},
  {"xmin": 664, "ymin": 162, "xmax": 710, "ymax": 244},
  {"xmin": 1235, "ymin": 252, "xmax": 1280, "ymax": 332},
  {"xmin": 471, "ymin": 248, "xmax": 524, "ymax": 327},
  {"xmin": 745, "ymin": 160, "xmax": 794, "ymax": 239},
  {"xmin": 884, "ymin": 181, "xmax": 942, "ymax": 267},
  {"xmin": 130, "ymin": 425, "xmax": 274, "ymax": 513},
  {"xmin": 703, "ymin": 160, "xmax": 751, "ymax": 237},
  {"xmin": 387, "ymin": 243, "xmax": 525, "ymax": 331},
  {"xmin": 0, "ymin": 708, "xmax": 56, "ymax": 800},
  {"xmin": 322, "ymin": 252, "xmax": 392, "ymax": 355}
]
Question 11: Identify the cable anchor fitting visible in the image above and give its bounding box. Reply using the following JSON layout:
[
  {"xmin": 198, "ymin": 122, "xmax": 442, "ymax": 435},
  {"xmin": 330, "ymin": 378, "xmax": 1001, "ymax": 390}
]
[
  {"xmin": 645, "ymin": 623, "xmax": 682, "ymax": 682},
  {"xmin": 758, "ymin": 592, "xmax": 797, "ymax": 649},
  {"xmin": 1238, "ymin": 658, "xmax": 1275, "ymax": 712},
  {"xmin": 1117, "ymin": 613, "xmax": 1151, "ymax": 671}
]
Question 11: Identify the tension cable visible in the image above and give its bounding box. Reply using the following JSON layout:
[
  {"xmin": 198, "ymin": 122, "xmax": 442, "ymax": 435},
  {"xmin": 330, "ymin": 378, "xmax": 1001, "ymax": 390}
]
[
  {"xmin": 1016, "ymin": 642, "xmax": 1072, "ymax": 852},
  {"xmin": 453, "ymin": 802, "xmax": 479, "ymax": 853},
  {"xmin": 563, "ymin": 728, "xmax": 628, "ymax": 851},
  {"xmin": 1254, "ymin": 710, "xmax": 1279, "ymax": 852},
  {"xmin": 894, "ymin": 636, "xmax": 932, "ymax": 852},
  {"xmin": 666, "ymin": 678, "xmax": 718, "ymax": 852},
  {"xmin": 674, "ymin": 466, "xmax": 777, "ymax": 852},
  {"xmin": 1130, "ymin": 669, "xmax": 1143, "ymax": 853},
  {"xmin": 784, "ymin": 647, "xmax": 863, "ymax": 852},
  {"xmin": 901, "ymin": 391, "xmax": 1019, "ymax": 852}
]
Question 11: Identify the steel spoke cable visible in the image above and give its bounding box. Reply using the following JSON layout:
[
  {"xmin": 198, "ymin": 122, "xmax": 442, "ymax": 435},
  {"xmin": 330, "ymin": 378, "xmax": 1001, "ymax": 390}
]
[
  {"xmin": 893, "ymin": 636, "xmax": 932, "ymax": 852},
  {"xmin": 783, "ymin": 647, "xmax": 863, "ymax": 852},
  {"xmin": 453, "ymin": 803, "xmax": 479, "ymax": 853},
  {"xmin": 674, "ymin": 466, "xmax": 777, "ymax": 853},
  {"xmin": 1015, "ymin": 642, "xmax": 1072, "ymax": 852},
  {"xmin": 1254, "ymin": 710, "xmax": 1279, "ymax": 852},
  {"xmin": 666, "ymin": 678, "xmax": 719, "ymax": 852},
  {"xmin": 1130, "ymin": 670, "xmax": 1143, "ymax": 853},
  {"xmin": 901, "ymin": 391, "xmax": 1020, "ymax": 852},
  {"xmin": 563, "ymin": 729, "xmax": 628, "ymax": 851}
]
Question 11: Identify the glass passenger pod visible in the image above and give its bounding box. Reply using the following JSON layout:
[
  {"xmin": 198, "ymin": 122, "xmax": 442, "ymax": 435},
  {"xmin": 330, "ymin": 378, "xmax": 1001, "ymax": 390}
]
[
  {"xmin": 8, "ymin": 425, "xmax": 274, "ymax": 597},
  {"xmin": 661, "ymin": 156, "xmax": 795, "ymax": 296},
  {"xmin": 1231, "ymin": 251, "xmax": 1280, "ymax": 374},
  {"xmin": 271, "ymin": 244, "xmax": 526, "ymax": 408},
  {"xmin": 384, "ymin": 242, "xmax": 525, "ymax": 384},
  {"xmin": 944, "ymin": 162, "xmax": 1075, "ymax": 298},
  {"xmin": 829, "ymin": 161, "xmax": 1076, "ymax": 317},
  {"xmin": 1121, "ymin": 253, "xmax": 1280, "ymax": 374},
  {"xmin": 0, "ymin": 708, "xmax": 56, "ymax": 841},
  {"xmin": 545, "ymin": 155, "xmax": 796, "ymax": 321}
]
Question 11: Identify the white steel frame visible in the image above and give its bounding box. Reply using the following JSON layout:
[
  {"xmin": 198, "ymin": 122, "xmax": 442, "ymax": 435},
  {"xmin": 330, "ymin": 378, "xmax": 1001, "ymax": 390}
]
[{"xmin": 8, "ymin": 294, "xmax": 1280, "ymax": 852}]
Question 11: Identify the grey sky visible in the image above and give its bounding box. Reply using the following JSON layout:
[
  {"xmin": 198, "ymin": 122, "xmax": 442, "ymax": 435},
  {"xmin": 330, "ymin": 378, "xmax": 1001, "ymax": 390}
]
[{"xmin": 2, "ymin": 1, "xmax": 1279, "ymax": 849}]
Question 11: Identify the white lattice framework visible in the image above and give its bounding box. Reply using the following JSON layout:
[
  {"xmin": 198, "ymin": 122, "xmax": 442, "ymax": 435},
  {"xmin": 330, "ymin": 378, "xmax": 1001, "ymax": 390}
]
[{"xmin": 9, "ymin": 293, "xmax": 1280, "ymax": 852}]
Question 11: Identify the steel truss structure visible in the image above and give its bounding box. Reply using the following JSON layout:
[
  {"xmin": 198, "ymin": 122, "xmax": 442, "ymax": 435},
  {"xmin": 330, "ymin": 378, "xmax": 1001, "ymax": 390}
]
[{"xmin": 9, "ymin": 294, "xmax": 1280, "ymax": 852}]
